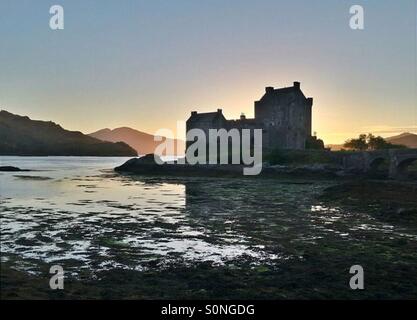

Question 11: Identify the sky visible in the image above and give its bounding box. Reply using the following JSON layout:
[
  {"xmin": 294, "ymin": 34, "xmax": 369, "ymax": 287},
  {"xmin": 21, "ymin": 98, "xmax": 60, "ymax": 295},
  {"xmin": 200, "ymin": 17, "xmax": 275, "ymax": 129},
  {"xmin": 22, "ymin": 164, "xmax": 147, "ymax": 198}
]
[{"xmin": 0, "ymin": 0, "xmax": 416, "ymax": 144}]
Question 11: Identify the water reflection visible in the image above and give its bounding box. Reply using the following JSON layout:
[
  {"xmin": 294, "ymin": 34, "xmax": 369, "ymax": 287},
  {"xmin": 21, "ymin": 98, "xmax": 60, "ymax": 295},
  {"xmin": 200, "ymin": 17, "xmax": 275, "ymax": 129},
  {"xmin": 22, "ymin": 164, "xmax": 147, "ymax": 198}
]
[{"xmin": 1, "ymin": 157, "xmax": 416, "ymax": 278}]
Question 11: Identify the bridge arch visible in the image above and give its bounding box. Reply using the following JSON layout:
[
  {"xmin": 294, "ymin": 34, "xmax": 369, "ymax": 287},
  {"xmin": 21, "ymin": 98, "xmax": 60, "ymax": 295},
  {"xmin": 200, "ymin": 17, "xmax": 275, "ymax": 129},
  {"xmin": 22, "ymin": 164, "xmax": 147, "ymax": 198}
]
[
  {"xmin": 369, "ymin": 157, "xmax": 389, "ymax": 169},
  {"xmin": 396, "ymin": 157, "xmax": 417, "ymax": 179},
  {"xmin": 368, "ymin": 157, "xmax": 390, "ymax": 177}
]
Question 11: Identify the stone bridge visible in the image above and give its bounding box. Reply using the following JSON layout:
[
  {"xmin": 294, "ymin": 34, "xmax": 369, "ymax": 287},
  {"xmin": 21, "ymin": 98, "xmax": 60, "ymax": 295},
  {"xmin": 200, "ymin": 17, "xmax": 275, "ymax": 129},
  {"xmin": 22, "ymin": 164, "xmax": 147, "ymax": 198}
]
[{"xmin": 340, "ymin": 149, "xmax": 417, "ymax": 179}]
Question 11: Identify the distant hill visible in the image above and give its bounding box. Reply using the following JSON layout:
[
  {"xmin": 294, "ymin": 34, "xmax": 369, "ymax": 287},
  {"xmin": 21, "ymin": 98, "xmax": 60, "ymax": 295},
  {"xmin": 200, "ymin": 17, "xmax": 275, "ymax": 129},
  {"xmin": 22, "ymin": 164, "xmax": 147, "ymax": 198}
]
[
  {"xmin": 385, "ymin": 132, "xmax": 417, "ymax": 148},
  {"xmin": 0, "ymin": 110, "xmax": 137, "ymax": 156},
  {"xmin": 326, "ymin": 132, "xmax": 417, "ymax": 150},
  {"xmin": 88, "ymin": 127, "xmax": 185, "ymax": 156}
]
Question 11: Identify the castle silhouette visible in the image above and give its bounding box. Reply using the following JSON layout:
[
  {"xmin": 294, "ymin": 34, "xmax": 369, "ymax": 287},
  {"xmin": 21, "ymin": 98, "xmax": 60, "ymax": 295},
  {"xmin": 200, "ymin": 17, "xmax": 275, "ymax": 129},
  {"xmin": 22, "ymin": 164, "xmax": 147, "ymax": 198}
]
[{"xmin": 186, "ymin": 82, "xmax": 314, "ymax": 151}]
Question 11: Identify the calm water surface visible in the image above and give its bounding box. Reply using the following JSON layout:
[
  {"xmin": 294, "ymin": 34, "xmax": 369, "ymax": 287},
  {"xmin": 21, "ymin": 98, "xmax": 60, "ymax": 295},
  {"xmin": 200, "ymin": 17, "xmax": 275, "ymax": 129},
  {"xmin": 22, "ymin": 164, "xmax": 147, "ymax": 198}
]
[{"xmin": 1, "ymin": 156, "xmax": 416, "ymax": 298}]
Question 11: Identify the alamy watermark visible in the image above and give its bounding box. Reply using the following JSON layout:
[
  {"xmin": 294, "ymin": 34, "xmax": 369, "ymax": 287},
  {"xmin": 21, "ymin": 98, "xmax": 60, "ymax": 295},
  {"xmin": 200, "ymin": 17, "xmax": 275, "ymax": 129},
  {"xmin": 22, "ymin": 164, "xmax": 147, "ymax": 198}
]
[
  {"xmin": 49, "ymin": 5, "xmax": 64, "ymax": 30},
  {"xmin": 350, "ymin": 5, "xmax": 364, "ymax": 30},
  {"xmin": 154, "ymin": 121, "xmax": 263, "ymax": 176},
  {"xmin": 48, "ymin": 4, "xmax": 365, "ymax": 31},
  {"xmin": 349, "ymin": 265, "xmax": 364, "ymax": 290},
  {"xmin": 49, "ymin": 265, "xmax": 64, "ymax": 290}
]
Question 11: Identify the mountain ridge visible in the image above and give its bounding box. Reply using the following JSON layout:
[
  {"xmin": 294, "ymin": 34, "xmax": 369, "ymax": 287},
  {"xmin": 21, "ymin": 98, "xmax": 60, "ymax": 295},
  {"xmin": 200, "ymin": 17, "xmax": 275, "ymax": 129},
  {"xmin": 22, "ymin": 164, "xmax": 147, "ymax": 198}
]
[
  {"xmin": 0, "ymin": 110, "xmax": 137, "ymax": 156},
  {"xmin": 385, "ymin": 132, "xmax": 417, "ymax": 147},
  {"xmin": 88, "ymin": 127, "xmax": 185, "ymax": 156}
]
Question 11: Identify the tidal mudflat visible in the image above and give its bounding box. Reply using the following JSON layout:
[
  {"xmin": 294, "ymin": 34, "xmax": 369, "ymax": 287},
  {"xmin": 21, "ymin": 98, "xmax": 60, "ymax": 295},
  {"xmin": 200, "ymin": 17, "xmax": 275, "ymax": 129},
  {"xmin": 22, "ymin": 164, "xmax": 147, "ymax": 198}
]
[{"xmin": 1, "ymin": 157, "xmax": 416, "ymax": 299}]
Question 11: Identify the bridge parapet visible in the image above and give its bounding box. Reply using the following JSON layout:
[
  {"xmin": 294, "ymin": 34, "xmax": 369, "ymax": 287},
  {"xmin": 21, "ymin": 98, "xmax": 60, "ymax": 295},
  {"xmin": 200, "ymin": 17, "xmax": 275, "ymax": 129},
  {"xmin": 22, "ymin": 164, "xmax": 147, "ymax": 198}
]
[{"xmin": 339, "ymin": 148, "xmax": 417, "ymax": 179}]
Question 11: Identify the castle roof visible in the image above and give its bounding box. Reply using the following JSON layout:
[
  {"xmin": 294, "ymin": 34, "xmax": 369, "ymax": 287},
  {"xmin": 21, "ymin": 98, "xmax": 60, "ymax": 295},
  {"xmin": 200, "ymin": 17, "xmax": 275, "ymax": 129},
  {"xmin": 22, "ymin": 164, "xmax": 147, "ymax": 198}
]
[
  {"xmin": 187, "ymin": 109, "xmax": 226, "ymax": 123},
  {"xmin": 271, "ymin": 87, "xmax": 297, "ymax": 94},
  {"xmin": 227, "ymin": 118, "xmax": 258, "ymax": 124},
  {"xmin": 259, "ymin": 82, "xmax": 309, "ymax": 101}
]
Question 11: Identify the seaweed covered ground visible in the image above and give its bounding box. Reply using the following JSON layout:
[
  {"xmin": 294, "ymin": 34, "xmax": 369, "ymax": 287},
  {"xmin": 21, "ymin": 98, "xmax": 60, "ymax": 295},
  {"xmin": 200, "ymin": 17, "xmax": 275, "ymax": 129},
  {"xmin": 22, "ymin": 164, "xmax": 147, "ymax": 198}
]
[
  {"xmin": 2, "ymin": 239, "xmax": 417, "ymax": 300},
  {"xmin": 1, "ymin": 157, "xmax": 417, "ymax": 299},
  {"xmin": 319, "ymin": 180, "xmax": 417, "ymax": 225}
]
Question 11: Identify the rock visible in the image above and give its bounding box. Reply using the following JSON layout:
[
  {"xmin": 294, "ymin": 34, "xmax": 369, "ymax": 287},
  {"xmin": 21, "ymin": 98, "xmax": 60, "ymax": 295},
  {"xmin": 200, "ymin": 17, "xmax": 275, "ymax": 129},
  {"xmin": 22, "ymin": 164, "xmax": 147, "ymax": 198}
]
[
  {"xmin": 0, "ymin": 166, "xmax": 28, "ymax": 172},
  {"xmin": 115, "ymin": 154, "xmax": 164, "ymax": 172},
  {"xmin": 137, "ymin": 154, "xmax": 163, "ymax": 164},
  {"xmin": 115, "ymin": 155, "xmax": 247, "ymax": 177},
  {"xmin": 120, "ymin": 154, "xmax": 163, "ymax": 166},
  {"xmin": 115, "ymin": 155, "xmax": 345, "ymax": 179}
]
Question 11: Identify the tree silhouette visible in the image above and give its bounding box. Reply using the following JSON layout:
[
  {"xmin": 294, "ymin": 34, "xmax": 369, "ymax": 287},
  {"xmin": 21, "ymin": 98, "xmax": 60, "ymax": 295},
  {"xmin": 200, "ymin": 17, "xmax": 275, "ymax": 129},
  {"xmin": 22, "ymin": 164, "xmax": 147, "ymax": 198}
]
[
  {"xmin": 343, "ymin": 133, "xmax": 406, "ymax": 151},
  {"xmin": 344, "ymin": 134, "xmax": 368, "ymax": 151}
]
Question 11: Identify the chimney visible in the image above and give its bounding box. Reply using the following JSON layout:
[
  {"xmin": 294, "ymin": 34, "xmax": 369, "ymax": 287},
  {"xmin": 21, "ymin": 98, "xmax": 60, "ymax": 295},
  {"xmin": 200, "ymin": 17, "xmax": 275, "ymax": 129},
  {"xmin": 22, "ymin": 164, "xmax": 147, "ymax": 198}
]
[
  {"xmin": 240, "ymin": 113, "xmax": 246, "ymax": 120},
  {"xmin": 307, "ymin": 97, "xmax": 313, "ymax": 106},
  {"xmin": 217, "ymin": 108, "xmax": 222, "ymax": 114},
  {"xmin": 293, "ymin": 82, "xmax": 300, "ymax": 89},
  {"xmin": 265, "ymin": 87, "xmax": 274, "ymax": 94},
  {"xmin": 191, "ymin": 111, "xmax": 197, "ymax": 115}
]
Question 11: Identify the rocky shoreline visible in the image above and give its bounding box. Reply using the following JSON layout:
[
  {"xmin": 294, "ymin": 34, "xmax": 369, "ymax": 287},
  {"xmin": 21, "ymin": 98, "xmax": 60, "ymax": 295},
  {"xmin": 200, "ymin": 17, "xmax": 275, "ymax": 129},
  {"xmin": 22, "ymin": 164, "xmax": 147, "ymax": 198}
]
[{"xmin": 114, "ymin": 155, "xmax": 347, "ymax": 179}]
